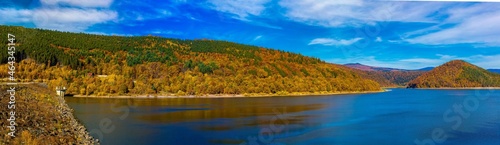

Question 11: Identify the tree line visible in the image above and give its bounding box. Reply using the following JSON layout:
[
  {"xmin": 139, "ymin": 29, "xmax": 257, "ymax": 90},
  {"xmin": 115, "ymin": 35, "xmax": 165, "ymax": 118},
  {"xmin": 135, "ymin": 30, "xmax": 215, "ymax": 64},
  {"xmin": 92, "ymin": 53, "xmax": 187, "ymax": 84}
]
[{"xmin": 0, "ymin": 25, "xmax": 381, "ymax": 96}]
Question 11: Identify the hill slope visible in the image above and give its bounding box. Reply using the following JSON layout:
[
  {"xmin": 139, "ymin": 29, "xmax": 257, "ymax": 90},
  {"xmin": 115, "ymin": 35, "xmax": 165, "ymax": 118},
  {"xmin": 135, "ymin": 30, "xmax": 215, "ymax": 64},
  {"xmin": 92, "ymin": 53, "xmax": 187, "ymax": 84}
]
[
  {"xmin": 0, "ymin": 84, "xmax": 97, "ymax": 144},
  {"xmin": 343, "ymin": 63, "xmax": 426, "ymax": 87},
  {"xmin": 0, "ymin": 26, "xmax": 381, "ymax": 96},
  {"xmin": 344, "ymin": 63, "xmax": 405, "ymax": 72},
  {"xmin": 407, "ymin": 60, "xmax": 500, "ymax": 88}
]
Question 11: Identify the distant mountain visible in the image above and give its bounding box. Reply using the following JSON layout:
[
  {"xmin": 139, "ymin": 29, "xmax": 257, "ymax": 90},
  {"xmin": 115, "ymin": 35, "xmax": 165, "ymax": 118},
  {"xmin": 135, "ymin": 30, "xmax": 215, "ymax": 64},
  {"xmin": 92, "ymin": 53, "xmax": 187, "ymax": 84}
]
[
  {"xmin": 344, "ymin": 63, "xmax": 426, "ymax": 87},
  {"xmin": 344, "ymin": 63, "xmax": 405, "ymax": 72},
  {"xmin": 417, "ymin": 67, "xmax": 434, "ymax": 71},
  {"xmin": 488, "ymin": 69, "xmax": 500, "ymax": 74},
  {"xmin": 407, "ymin": 60, "xmax": 500, "ymax": 88},
  {"xmin": 416, "ymin": 67, "xmax": 499, "ymax": 73}
]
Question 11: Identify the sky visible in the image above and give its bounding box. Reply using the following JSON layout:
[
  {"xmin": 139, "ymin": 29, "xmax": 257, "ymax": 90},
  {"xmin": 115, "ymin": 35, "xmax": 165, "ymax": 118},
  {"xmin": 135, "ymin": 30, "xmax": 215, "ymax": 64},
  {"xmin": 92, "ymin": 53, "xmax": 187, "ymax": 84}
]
[{"xmin": 1, "ymin": 0, "xmax": 500, "ymax": 69}]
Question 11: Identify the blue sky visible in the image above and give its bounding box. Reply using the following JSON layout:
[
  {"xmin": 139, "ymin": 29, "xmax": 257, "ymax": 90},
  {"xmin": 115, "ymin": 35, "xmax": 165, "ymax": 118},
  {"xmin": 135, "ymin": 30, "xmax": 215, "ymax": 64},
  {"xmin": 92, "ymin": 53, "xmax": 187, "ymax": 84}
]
[{"xmin": 1, "ymin": 0, "xmax": 500, "ymax": 69}]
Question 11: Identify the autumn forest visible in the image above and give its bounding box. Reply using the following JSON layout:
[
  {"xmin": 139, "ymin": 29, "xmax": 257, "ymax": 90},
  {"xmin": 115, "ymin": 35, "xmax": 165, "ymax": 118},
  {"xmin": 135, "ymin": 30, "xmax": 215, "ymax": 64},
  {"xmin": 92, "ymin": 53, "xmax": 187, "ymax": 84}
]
[
  {"xmin": 2, "ymin": 26, "xmax": 500, "ymax": 97},
  {"xmin": 0, "ymin": 26, "xmax": 382, "ymax": 96}
]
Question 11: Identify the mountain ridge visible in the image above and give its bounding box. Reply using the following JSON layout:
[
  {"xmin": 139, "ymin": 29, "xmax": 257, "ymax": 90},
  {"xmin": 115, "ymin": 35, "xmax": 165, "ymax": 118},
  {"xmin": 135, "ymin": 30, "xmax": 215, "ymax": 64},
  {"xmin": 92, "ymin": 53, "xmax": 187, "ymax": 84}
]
[
  {"xmin": 343, "ymin": 63, "xmax": 426, "ymax": 87},
  {"xmin": 407, "ymin": 60, "xmax": 500, "ymax": 88},
  {"xmin": 344, "ymin": 63, "xmax": 406, "ymax": 72},
  {"xmin": 417, "ymin": 67, "xmax": 434, "ymax": 71},
  {"xmin": 345, "ymin": 63, "xmax": 498, "ymax": 73}
]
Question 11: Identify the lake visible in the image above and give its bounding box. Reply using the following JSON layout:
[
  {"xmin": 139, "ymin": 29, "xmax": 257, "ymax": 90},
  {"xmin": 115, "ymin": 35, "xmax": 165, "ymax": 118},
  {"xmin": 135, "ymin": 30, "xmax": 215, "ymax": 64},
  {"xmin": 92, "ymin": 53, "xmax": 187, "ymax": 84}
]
[{"xmin": 65, "ymin": 89, "xmax": 500, "ymax": 145}]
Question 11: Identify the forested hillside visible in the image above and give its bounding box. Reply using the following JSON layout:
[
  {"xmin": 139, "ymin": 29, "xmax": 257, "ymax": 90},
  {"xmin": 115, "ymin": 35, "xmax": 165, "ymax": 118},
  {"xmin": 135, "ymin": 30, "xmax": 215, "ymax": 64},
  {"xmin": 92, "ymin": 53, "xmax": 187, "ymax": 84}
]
[
  {"xmin": 349, "ymin": 70, "xmax": 425, "ymax": 87},
  {"xmin": 344, "ymin": 63, "xmax": 405, "ymax": 71},
  {"xmin": 407, "ymin": 60, "xmax": 500, "ymax": 88},
  {"xmin": 0, "ymin": 26, "xmax": 381, "ymax": 96},
  {"xmin": 344, "ymin": 64, "xmax": 425, "ymax": 87}
]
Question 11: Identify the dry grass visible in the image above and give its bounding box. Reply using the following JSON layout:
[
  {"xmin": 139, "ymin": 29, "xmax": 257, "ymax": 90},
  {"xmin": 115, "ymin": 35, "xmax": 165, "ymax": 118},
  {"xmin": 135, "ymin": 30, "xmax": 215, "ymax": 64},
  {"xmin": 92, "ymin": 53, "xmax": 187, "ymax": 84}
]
[{"xmin": 0, "ymin": 84, "xmax": 97, "ymax": 145}]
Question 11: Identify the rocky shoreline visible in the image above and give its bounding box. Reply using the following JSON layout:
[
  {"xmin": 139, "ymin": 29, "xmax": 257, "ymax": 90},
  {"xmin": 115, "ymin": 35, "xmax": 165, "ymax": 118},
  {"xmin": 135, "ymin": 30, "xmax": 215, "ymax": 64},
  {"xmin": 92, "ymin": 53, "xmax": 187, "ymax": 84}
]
[
  {"xmin": 55, "ymin": 89, "xmax": 99, "ymax": 145},
  {"xmin": 72, "ymin": 90, "xmax": 386, "ymax": 99},
  {"xmin": 0, "ymin": 84, "xmax": 98, "ymax": 144}
]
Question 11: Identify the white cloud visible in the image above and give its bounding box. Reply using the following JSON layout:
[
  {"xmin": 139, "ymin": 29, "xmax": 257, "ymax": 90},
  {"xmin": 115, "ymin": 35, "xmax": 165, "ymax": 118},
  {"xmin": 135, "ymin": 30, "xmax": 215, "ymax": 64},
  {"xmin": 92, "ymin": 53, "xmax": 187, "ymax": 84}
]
[
  {"xmin": 0, "ymin": 0, "xmax": 117, "ymax": 32},
  {"xmin": 0, "ymin": 8, "xmax": 117, "ymax": 32},
  {"xmin": 375, "ymin": 37, "xmax": 382, "ymax": 42},
  {"xmin": 309, "ymin": 38, "xmax": 363, "ymax": 46},
  {"xmin": 399, "ymin": 58, "xmax": 445, "ymax": 64},
  {"xmin": 0, "ymin": 9, "xmax": 33, "ymax": 23},
  {"xmin": 398, "ymin": 54, "xmax": 500, "ymax": 69},
  {"xmin": 394, "ymin": 0, "xmax": 500, "ymax": 2},
  {"xmin": 207, "ymin": 0, "xmax": 446, "ymax": 29},
  {"xmin": 34, "ymin": 8, "xmax": 116, "ymax": 24},
  {"xmin": 279, "ymin": 0, "xmax": 444, "ymax": 27},
  {"xmin": 399, "ymin": 54, "xmax": 457, "ymax": 66},
  {"xmin": 206, "ymin": 0, "xmax": 283, "ymax": 29},
  {"xmin": 150, "ymin": 30, "xmax": 183, "ymax": 35},
  {"xmin": 328, "ymin": 56, "xmax": 419, "ymax": 69},
  {"xmin": 33, "ymin": 8, "xmax": 117, "ymax": 31},
  {"xmin": 375, "ymin": 2, "xmax": 445, "ymax": 23},
  {"xmin": 125, "ymin": 9, "xmax": 172, "ymax": 21},
  {"xmin": 328, "ymin": 54, "xmax": 500, "ymax": 69},
  {"xmin": 436, "ymin": 54, "xmax": 456, "ymax": 60},
  {"xmin": 40, "ymin": 0, "xmax": 114, "ymax": 8},
  {"xmin": 207, "ymin": 0, "xmax": 270, "ymax": 20},
  {"xmin": 470, "ymin": 54, "xmax": 500, "ymax": 69},
  {"xmin": 402, "ymin": 24, "xmax": 444, "ymax": 38},
  {"xmin": 407, "ymin": 3, "xmax": 500, "ymax": 45},
  {"xmin": 279, "ymin": 0, "xmax": 365, "ymax": 27},
  {"xmin": 253, "ymin": 35, "xmax": 263, "ymax": 41}
]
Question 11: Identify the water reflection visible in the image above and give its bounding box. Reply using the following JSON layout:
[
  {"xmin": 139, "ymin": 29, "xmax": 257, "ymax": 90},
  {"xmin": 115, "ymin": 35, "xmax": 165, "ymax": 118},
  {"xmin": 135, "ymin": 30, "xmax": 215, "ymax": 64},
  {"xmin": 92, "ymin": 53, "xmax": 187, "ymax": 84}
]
[
  {"xmin": 136, "ymin": 103, "xmax": 325, "ymax": 124},
  {"xmin": 65, "ymin": 89, "xmax": 500, "ymax": 145}
]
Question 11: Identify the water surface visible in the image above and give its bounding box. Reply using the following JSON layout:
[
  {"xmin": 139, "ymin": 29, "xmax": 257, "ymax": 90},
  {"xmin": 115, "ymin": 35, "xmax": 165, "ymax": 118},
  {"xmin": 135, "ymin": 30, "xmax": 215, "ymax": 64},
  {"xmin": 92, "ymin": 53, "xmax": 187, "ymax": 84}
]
[{"xmin": 65, "ymin": 89, "xmax": 500, "ymax": 145}]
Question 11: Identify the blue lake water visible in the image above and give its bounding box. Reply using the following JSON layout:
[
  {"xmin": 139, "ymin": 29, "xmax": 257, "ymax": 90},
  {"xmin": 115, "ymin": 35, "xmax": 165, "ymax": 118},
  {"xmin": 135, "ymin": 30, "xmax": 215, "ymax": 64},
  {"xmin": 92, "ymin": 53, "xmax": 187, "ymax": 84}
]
[{"xmin": 65, "ymin": 89, "xmax": 500, "ymax": 145}]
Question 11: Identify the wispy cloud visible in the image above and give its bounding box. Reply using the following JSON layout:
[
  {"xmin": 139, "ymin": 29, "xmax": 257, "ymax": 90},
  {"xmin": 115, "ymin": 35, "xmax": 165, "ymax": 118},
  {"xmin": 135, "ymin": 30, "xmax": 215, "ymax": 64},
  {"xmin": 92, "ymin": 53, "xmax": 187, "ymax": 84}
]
[
  {"xmin": 33, "ymin": 8, "xmax": 117, "ymax": 32},
  {"xmin": 0, "ymin": 0, "xmax": 117, "ymax": 32},
  {"xmin": 205, "ymin": 0, "xmax": 282, "ymax": 29},
  {"xmin": 118, "ymin": 0, "xmax": 177, "ymax": 22},
  {"xmin": 126, "ymin": 9, "xmax": 172, "ymax": 21},
  {"xmin": 391, "ymin": 0, "xmax": 500, "ymax": 2},
  {"xmin": 309, "ymin": 38, "xmax": 363, "ymax": 46},
  {"xmin": 397, "ymin": 54, "xmax": 461, "ymax": 68},
  {"xmin": 470, "ymin": 54, "xmax": 500, "ymax": 69},
  {"xmin": 35, "ymin": 8, "xmax": 116, "ymax": 28},
  {"xmin": 327, "ymin": 56, "xmax": 420, "ymax": 69},
  {"xmin": 253, "ymin": 35, "xmax": 263, "ymax": 41},
  {"xmin": 149, "ymin": 29, "xmax": 183, "ymax": 35},
  {"xmin": 279, "ymin": 0, "xmax": 365, "ymax": 27},
  {"xmin": 399, "ymin": 54, "xmax": 500, "ymax": 69},
  {"xmin": 207, "ymin": 0, "xmax": 270, "ymax": 20},
  {"xmin": 40, "ymin": 0, "xmax": 114, "ymax": 8},
  {"xmin": 278, "ymin": 0, "xmax": 444, "ymax": 27},
  {"xmin": 407, "ymin": 3, "xmax": 500, "ymax": 45},
  {"xmin": 329, "ymin": 54, "xmax": 500, "ymax": 69},
  {"xmin": 0, "ymin": 9, "xmax": 33, "ymax": 23}
]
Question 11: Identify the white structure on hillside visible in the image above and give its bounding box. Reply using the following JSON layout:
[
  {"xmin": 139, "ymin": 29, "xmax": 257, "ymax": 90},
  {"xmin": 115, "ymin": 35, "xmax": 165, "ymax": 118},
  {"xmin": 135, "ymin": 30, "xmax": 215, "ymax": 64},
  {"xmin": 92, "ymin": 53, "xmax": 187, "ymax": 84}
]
[{"xmin": 56, "ymin": 86, "xmax": 66, "ymax": 97}]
